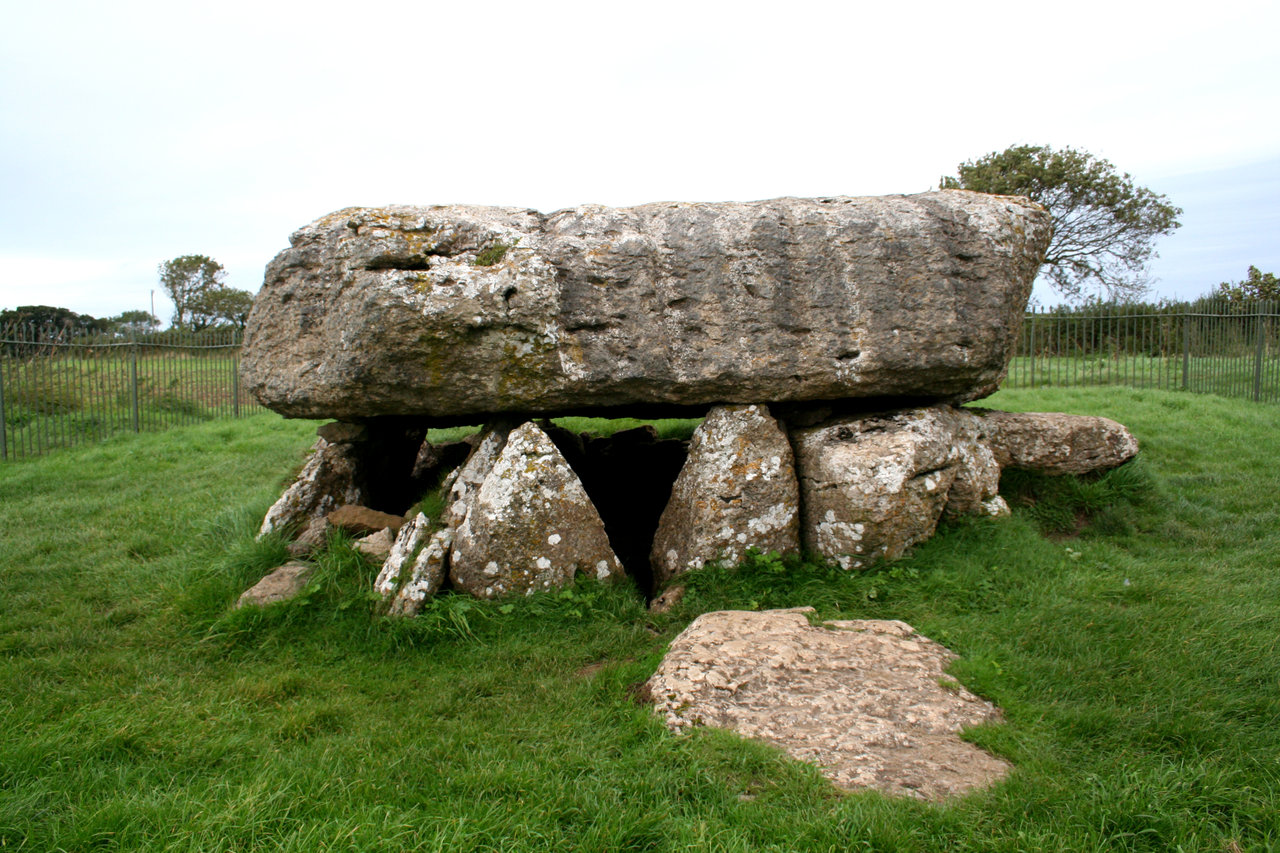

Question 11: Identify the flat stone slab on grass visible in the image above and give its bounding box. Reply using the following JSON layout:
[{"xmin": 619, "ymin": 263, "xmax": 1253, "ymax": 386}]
[
  {"xmin": 645, "ymin": 608, "xmax": 1009, "ymax": 800},
  {"xmin": 236, "ymin": 562, "xmax": 314, "ymax": 608}
]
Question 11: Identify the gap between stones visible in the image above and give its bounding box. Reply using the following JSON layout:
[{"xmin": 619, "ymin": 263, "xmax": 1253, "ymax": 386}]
[{"xmin": 355, "ymin": 417, "xmax": 691, "ymax": 601}]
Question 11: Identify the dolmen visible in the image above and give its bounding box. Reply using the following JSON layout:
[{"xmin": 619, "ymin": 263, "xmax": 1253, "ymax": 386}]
[{"xmin": 241, "ymin": 190, "xmax": 1138, "ymax": 611}]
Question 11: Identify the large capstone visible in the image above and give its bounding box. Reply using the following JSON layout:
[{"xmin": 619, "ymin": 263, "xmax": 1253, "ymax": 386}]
[{"xmin": 242, "ymin": 192, "xmax": 1051, "ymax": 421}]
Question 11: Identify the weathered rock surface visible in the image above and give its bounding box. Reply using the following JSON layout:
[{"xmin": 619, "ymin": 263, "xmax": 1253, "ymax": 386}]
[
  {"xmin": 645, "ymin": 608, "xmax": 1009, "ymax": 800},
  {"xmin": 286, "ymin": 516, "xmax": 332, "ymax": 558},
  {"xmin": 258, "ymin": 437, "xmax": 364, "ymax": 537},
  {"xmin": 450, "ymin": 422, "xmax": 625, "ymax": 598},
  {"xmin": 792, "ymin": 407, "xmax": 971, "ymax": 569},
  {"xmin": 236, "ymin": 562, "xmax": 314, "ymax": 608},
  {"xmin": 243, "ymin": 192, "xmax": 1051, "ymax": 421},
  {"xmin": 375, "ymin": 513, "xmax": 452, "ymax": 616},
  {"xmin": 374, "ymin": 512, "xmax": 433, "ymax": 599},
  {"xmin": 441, "ymin": 423, "xmax": 513, "ymax": 529},
  {"xmin": 387, "ymin": 528, "xmax": 452, "ymax": 616},
  {"xmin": 353, "ymin": 527, "xmax": 395, "ymax": 559},
  {"xmin": 327, "ymin": 505, "xmax": 405, "ymax": 536},
  {"xmin": 944, "ymin": 413, "xmax": 1009, "ymax": 519},
  {"xmin": 972, "ymin": 409, "xmax": 1140, "ymax": 475},
  {"xmin": 651, "ymin": 405, "xmax": 799, "ymax": 586}
]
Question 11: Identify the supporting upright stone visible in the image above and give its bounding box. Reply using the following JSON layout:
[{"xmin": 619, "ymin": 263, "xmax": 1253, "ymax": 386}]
[
  {"xmin": 258, "ymin": 432, "xmax": 365, "ymax": 537},
  {"xmin": 449, "ymin": 422, "xmax": 625, "ymax": 598},
  {"xmin": 792, "ymin": 407, "xmax": 966, "ymax": 569},
  {"xmin": 650, "ymin": 405, "xmax": 799, "ymax": 586}
]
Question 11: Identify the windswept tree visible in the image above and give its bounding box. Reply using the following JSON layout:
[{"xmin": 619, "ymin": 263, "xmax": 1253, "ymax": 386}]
[
  {"xmin": 158, "ymin": 255, "xmax": 226, "ymax": 330},
  {"xmin": 940, "ymin": 145, "xmax": 1182, "ymax": 301},
  {"xmin": 157, "ymin": 255, "xmax": 254, "ymax": 330}
]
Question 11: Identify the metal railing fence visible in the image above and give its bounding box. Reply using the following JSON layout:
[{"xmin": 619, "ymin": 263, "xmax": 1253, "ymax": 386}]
[
  {"xmin": 0, "ymin": 324, "xmax": 262, "ymax": 461},
  {"xmin": 4, "ymin": 300, "xmax": 1278, "ymax": 461},
  {"xmin": 1005, "ymin": 300, "xmax": 1280, "ymax": 402}
]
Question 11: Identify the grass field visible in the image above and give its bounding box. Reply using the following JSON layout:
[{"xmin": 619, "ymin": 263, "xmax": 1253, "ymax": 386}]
[{"xmin": 2, "ymin": 387, "xmax": 1278, "ymax": 851}]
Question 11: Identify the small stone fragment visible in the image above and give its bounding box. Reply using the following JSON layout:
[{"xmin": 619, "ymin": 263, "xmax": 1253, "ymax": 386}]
[
  {"xmin": 388, "ymin": 528, "xmax": 452, "ymax": 616},
  {"xmin": 236, "ymin": 562, "xmax": 314, "ymax": 608},
  {"xmin": 327, "ymin": 505, "xmax": 405, "ymax": 536},
  {"xmin": 353, "ymin": 527, "xmax": 395, "ymax": 559},
  {"xmin": 374, "ymin": 512, "xmax": 433, "ymax": 599},
  {"xmin": 449, "ymin": 421, "xmax": 624, "ymax": 598},
  {"xmin": 648, "ymin": 585, "xmax": 686, "ymax": 614},
  {"xmin": 286, "ymin": 516, "xmax": 332, "ymax": 558},
  {"xmin": 650, "ymin": 404, "xmax": 799, "ymax": 585}
]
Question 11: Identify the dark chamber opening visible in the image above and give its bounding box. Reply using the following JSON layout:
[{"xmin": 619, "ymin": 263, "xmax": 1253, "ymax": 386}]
[{"xmin": 542, "ymin": 423, "xmax": 688, "ymax": 600}]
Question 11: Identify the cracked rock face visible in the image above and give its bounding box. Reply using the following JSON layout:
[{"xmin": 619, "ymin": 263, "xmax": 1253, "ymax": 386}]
[
  {"xmin": 792, "ymin": 407, "xmax": 970, "ymax": 569},
  {"xmin": 449, "ymin": 421, "xmax": 625, "ymax": 598},
  {"xmin": 645, "ymin": 608, "xmax": 1009, "ymax": 800},
  {"xmin": 258, "ymin": 437, "xmax": 364, "ymax": 537},
  {"xmin": 650, "ymin": 404, "xmax": 799, "ymax": 585},
  {"xmin": 242, "ymin": 191, "xmax": 1051, "ymax": 421}
]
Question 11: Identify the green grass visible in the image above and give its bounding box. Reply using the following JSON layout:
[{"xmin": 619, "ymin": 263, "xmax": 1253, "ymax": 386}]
[{"xmin": 2, "ymin": 389, "xmax": 1279, "ymax": 851}]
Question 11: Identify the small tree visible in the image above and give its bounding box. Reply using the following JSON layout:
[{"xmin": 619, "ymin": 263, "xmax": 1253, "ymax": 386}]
[
  {"xmin": 189, "ymin": 286, "xmax": 254, "ymax": 331},
  {"xmin": 158, "ymin": 255, "xmax": 226, "ymax": 330},
  {"xmin": 106, "ymin": 310, "xmax": 160, "ymax": 336},
  {"xmin": 940, "ymin": 145, "xmax": 1182, "ymax": 302},
  {"xmin": 1213, "ymin": 266, "xmax": 1280, "ymax": 304}
]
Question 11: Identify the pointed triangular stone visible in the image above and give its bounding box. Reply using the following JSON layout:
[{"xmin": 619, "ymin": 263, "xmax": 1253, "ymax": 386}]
[{"xmin": 450, "ymin": 421, "xmax": 624, "ymax": 599}]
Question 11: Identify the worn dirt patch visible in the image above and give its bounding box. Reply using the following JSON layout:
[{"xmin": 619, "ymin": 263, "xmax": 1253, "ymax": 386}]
[{"xmin": 645, "ymin": 608, "xmax": 1010, "ymax": 801}]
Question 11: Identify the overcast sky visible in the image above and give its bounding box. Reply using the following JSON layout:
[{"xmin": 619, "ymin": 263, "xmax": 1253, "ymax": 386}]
[{"xmin": 2, "ymin": 0, "xmax": 1278, "ymax": 323}]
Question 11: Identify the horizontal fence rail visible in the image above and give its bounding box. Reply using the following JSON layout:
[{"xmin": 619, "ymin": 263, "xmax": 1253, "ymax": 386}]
[
  {"xmin": 0, "ymin": 324, "xmax": 263, "ymax": 461},
  {"xmin": 1005, "ymin": 300, "xmax": 1280, "ymax": 403}
]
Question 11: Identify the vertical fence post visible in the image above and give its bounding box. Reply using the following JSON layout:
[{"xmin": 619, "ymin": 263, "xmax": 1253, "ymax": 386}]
[
  {"xmin": 0, "ymin": 341, "xmax": 7, "ymax": 461},
  {"xmin": 232, "ymin": 329, "xmax": 241, "ymax": 418},
  {"xmin": 130, "ymin": 334, "xmax": 140, "ymax": 433},
  {"xmin": 1028, "ymin": 310, "xmax": 1037, "ymax": 386},
  {"xmin": 1254, "ymin": 300, "xmax": 1267, "ymax": 403},
  {"xmin": 1181, "ymin": 308, "xmax": 1191, "ymax": 391}
]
